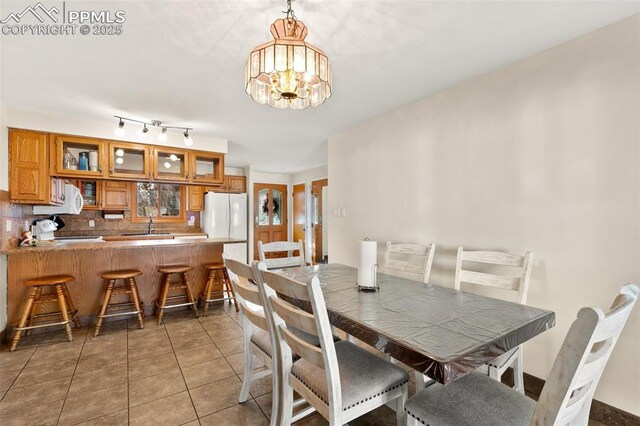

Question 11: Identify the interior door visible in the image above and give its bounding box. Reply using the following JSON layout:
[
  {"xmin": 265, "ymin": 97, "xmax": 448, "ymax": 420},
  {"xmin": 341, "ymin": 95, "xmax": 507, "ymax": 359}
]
[
  {"xmin": 311, "ymin": 178, "xmax": 328, "ymax": 264},
  {"xmin": 293, "ymin": 183, "xmax": 306, "ymax": 251},
  {"xmin": 254, "ymin": 183, "xmax": 288, "ymax": 260}
]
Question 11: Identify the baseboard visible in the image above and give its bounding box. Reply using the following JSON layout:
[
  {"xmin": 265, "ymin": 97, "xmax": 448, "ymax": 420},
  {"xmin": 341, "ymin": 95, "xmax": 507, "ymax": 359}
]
[{"xmin": 501, "ymin": 369, "xmax": 640, "ymax": 425}]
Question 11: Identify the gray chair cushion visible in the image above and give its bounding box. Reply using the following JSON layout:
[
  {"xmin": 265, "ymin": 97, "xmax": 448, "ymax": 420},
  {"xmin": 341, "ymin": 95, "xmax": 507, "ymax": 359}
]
[
  {"xmin": 405, "ymin": 371, "xmax": 535, "ymax": 426},
  {"xmin": 291, "ymin": 340, "xmax": 409, "ymax": 411}
]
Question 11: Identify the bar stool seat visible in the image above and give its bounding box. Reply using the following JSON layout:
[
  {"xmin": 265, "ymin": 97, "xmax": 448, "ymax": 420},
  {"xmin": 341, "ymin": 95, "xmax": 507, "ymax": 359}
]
[
  {"xmin": 11, "ymin": 275, "xmax": 81, "ymax": 351},
  {"xmin": 200, "ymin": 263, "xmax": 238, "ymax": 316},
  {"xmin": 94, "ymin": 269, "xmax": 144, "ymax": 337},
  {"xmin": 156, "ymin": 265, "xmax": 198, "ymax": 324}
]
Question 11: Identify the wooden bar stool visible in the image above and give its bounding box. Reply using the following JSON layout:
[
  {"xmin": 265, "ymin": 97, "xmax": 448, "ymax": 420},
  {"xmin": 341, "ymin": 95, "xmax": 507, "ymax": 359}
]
[
  {"xmin": 200, "ymin": 263, "xmax": 238, "ymax": 316},
  {"xmin": 156, "ymin": 265, "xmax": 198, "ymax": 324},
  {"xmin": 94, "ymin": 270, "xmax": 145, "ymax": 337},
  {"xmin": 10, "ymin": 275, "xmax": 81, "ymax": 351}
]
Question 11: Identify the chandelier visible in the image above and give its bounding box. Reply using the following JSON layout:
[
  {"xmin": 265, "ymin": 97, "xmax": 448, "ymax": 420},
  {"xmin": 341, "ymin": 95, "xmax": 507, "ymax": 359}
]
[{"xmin": 245, "ymin": 0, "xmax": 332, "ymax": 110}]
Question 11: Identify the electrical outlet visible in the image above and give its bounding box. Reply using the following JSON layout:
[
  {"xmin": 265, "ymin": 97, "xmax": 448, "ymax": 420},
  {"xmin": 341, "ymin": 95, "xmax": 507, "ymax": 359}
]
[
  {"xmin": 89, "ymin": 220, "xmax": 95, "ymax": 228},
  {"xmin": 5, "ymin": 220, "xmax": 11, "ymax": 232}
]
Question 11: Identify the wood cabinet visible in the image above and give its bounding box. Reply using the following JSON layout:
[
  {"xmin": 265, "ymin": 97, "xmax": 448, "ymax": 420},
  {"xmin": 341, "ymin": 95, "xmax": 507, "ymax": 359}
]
[
  {"xmin": 75, "ymin": 179, "xmax": 102, "ymax": 210},
  {"xmin": 50, "ymin": 134, "xmax": 107, "ymax": 178},
  {"xmin": 108, "ymin": 142, "xmax": 151, "ymax": 180},
  {"xmin": 9, "ymin": 129, "xmax": 56, "ymax": 204},
  {"xmin": 191, "ymin": 151, "xmax": 224, "ymax": 185},
  {"xmin": 50, "ymin": 177, "xmax": 65, "ymax": 205},
  {"xmin": 187, "ymin": 185, "xmax": 205, "ymax": 211},
  {"xmin": 207, "ymin": 175, "xmax": 246, "ymax": 194},
  {"xmin": 102, "ymin": 181, "xmax": 130, "ymax": 210},
  {"xmin": 152, "ymin": 147, "xmax": 190, "ymax": 182}
]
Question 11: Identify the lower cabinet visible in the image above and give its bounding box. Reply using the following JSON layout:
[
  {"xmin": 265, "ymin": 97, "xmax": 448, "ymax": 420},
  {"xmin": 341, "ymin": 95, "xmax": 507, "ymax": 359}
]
[{"xmin": 102, "ymin": 181, "xmax": 130, "ymax": 210}]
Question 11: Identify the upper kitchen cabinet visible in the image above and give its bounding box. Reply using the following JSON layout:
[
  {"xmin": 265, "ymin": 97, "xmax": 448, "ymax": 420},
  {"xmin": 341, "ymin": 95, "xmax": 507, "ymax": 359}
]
[
  {"xmin": 9, "ymin": 129, "xmax": 55, "ymax": 204},
  {"xmin": 191, "ymin": 151, "xmax": 224, "ymax": 185},
  {"xmin": 108, "ymin": 142, "xmax": 151, "ymax": 180},
  {"xmin": 226, "ymin": 175, "xmax": 246, "ymax": 193},
  {"xmin": 51, "ymin": 134, "xmax": 107, "ymax": 178},
  {"xmin": 151, "ymin": 147, "xmax": 190, "ymax": 182}
]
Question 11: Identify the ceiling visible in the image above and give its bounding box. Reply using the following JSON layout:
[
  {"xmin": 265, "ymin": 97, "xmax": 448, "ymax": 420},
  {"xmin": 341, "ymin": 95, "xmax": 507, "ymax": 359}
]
[{"xmin": 1, "ymin": 1, "xmax": 638, "ymax": 173}]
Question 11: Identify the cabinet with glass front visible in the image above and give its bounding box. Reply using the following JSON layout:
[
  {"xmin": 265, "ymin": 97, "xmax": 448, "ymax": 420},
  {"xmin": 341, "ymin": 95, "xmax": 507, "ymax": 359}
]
[
  {"xmin": 108, "ymin": 142, "xmax": 151, "ymax": 180},
  {"xmin": 51, "ymin": 134, "xmax": 107, "ymax": 178},
  {"xmin": 75, "ymin": 179, "xmax": 102, "ymax": 210},
  {"xmin": 151, "ymin": 148, "xmax": 189, "ymax": 183},
  {"xmin": 190, "ymin": 151, "xmax": 224, "ymax": 185}
]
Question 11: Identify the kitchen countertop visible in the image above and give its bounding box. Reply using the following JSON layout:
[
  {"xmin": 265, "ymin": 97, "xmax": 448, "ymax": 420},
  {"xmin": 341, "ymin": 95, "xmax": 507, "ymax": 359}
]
[
  {"xmin": 3, "ymin": 237, "xmax": 245, "ymax": 254},
  {"xmin": 101, "ymin": 233, "xmax": 207, "ymax": 242}
]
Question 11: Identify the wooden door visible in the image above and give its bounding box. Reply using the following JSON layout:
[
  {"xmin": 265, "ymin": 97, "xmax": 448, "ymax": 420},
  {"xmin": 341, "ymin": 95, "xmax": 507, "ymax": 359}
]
[
  {"xmin": 102, "ymin": 181, "xmax": 130, "ymax": 210},
  {"xmin": 311, "ymin": 178, "xmax": 328, "ymax": 264},
  {"xmin": 9, "ymin": 129, "xmax": 50, "ymax": 204},
  {"xmin": 293, "ymin": 183, "xmax": 306, "ymax": 252},
  {"xmin": 188, "ymin": 185, "xmax": 205, "ymax": 211},
  {"xmin": 254, "ymin": 183, "xmax": 288, "ymax": 259}
]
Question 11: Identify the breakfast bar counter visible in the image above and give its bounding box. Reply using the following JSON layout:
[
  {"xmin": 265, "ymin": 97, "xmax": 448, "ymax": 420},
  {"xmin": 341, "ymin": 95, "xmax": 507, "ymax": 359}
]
[{"xmin": 4, "ymin": 238, "xmax": 245, "ymax": 326}]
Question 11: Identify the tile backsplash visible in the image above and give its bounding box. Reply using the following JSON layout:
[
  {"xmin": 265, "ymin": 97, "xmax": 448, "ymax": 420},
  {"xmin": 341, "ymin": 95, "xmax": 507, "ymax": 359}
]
[{"xmin": 0, "ymin": 190, "xmax": 202, "ymax": 249}]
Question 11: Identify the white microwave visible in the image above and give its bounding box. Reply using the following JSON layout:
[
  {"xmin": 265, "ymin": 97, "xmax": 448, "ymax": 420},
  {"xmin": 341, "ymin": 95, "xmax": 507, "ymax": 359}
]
[{"xmin": 33, "ymin": 184, "xmax": 84, "ymax": 215}]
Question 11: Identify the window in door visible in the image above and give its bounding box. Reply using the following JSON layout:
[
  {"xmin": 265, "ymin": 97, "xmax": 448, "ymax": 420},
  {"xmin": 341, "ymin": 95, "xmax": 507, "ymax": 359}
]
[{"xmin": 133, "ymin": 182, "xmax": 186, "ymax": 223}]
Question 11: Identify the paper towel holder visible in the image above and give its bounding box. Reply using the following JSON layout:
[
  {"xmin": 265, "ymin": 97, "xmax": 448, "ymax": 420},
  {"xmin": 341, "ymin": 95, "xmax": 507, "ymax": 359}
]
[{"xmin": 356, "ymin": 263, "xmax": 379, "ymax": 292}]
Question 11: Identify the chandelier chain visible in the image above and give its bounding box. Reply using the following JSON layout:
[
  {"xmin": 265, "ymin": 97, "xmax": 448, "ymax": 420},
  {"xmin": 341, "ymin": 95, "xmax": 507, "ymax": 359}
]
[{"xmin": 283, "ymin": 0, "xmax": 296, "ymax": 21}]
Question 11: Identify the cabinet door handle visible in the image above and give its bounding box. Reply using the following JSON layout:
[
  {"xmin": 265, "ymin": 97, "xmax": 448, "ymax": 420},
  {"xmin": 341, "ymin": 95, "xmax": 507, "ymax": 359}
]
[{"xmin": 109, "ymin": 168, "xmax": 114, "ymax": 175}]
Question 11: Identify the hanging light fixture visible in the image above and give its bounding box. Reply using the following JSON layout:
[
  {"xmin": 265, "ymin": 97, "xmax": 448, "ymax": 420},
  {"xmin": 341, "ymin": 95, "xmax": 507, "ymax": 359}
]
[{"xmin": 245, "ymin": 0, "xmax": 331, "ymax": 109}]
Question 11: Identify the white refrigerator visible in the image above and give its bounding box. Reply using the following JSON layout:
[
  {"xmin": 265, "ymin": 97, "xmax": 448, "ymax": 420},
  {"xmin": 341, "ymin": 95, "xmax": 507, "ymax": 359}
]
[{"xmin": 202, "ymin": 192, "xmax": 248, "ymax": 263}]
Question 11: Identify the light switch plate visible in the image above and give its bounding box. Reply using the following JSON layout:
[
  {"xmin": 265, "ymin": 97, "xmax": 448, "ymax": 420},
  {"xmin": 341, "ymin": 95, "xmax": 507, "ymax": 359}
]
[{"xmin": 89, "ymin": 220, "xmax": 95, "ymax": 228}]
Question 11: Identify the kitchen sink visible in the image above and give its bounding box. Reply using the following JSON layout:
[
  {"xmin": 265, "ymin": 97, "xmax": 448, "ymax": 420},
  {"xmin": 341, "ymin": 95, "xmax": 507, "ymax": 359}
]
[{"xmin": 122, "ymin": 232, "xmax": 172, "ymax": 236}]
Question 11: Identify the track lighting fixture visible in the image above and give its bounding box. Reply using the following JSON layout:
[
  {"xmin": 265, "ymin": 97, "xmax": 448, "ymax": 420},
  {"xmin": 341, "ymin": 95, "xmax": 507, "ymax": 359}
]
[
  {"xmin": 183, "ymin": 130, "xmax": 193, "ymax": 147},
  {"xmin": 114, "ymin": 118, "xmax": 125, "ymax": 137},
  {"xmin": 113, "ymin": 116, "xmax": 194, "ymax": 146}
]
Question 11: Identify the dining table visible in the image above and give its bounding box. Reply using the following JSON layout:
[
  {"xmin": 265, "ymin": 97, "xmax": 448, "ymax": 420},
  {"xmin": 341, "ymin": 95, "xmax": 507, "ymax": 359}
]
[{"xmin": 276, "ymin": 263, "xmax": 555, "ymax": 385}]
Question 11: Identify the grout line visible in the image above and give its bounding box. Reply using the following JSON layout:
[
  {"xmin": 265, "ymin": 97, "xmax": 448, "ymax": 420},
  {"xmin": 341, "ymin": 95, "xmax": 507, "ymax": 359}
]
[
  {"xmin": 126, "ymin": 318, "xmax": 131, "ymax": 425},
  {"xmin": 54, "ymin": 325, "xmax": 88, "ymax": 425},
  {"xmin": 165, "ymin": 316, "xmax": 200, "ymax": 420}
]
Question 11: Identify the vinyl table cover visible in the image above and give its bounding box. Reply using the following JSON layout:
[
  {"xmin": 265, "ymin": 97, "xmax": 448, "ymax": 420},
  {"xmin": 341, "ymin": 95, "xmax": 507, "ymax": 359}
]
[{"xmin": 277, "ymin": 263, "xmax": 555, "ymax": 384}]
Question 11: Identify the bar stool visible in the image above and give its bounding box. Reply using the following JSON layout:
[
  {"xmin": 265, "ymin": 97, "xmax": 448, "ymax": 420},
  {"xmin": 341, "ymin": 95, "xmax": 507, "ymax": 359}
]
[
  {"xmin": 156, "ymin": 265, "xmax": 198, "ymax": 324},
  {"xmin": 200, "ymin": 263, "xmax": 238, "ymax": 316},
  {"xmin": 94, "ymin": 270, "xmax": 145, "ymax": 337},
  {"xmin": 10, "ymin": 275, "xmax": 81, "ymax": 352}
]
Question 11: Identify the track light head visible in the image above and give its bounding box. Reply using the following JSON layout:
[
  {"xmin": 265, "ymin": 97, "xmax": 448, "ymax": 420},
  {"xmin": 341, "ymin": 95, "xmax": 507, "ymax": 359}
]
[
  {"xmin": 158, "ymin": 127, "xmax": 168, "ymax": 142},
  {"xmin": 114, "ymin": 118, "xmax": 125, "ymax": 137},
  {"xmin": 137, "ymin": 124, "xmax": 149, "ymax": 140},
  {"xmin": 183, "ymin": 130, "xmax": 193, "ymax": 146}
]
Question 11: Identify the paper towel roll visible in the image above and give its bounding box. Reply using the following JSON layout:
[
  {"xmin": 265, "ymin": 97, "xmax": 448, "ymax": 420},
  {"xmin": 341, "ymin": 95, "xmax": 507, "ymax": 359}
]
[{"xmin": 358, "ymin": 239, "xmax": 377, "ymax": 287}]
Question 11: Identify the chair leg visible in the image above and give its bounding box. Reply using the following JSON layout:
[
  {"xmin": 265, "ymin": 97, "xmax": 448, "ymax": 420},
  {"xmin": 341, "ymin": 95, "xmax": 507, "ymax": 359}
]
[
  {"xmin": 94, "ymin": 279, "xmax": 115, "ymax": 337},
  {"xmin": 223, "ymin": 269, "xmax": 239, "ymax": 312},
  {"xmin": 157, "ymin": 274, "xmax": 171, "ymax": 325},
  {"xmin": 202, "ymin": 271, "xmax": 214, "ymax": 317},
  {"xmin": 395, "ymin": 385, "xmax": 408, "ymax": 426},
  {"xmin": 62, "ymin": 284, "xmax": 82, "ymax": 328},
  {"xmin": 182, "ymin": 272, "xmax": 198, "ymax": 317},
  {"xmin": 10, "ymin": 287, "xmax": 38, "ymax": 351},
  {"xmin": 513, "ymin": 348, "xmax": 525, "ymax": 394},
  {"xmin": 55, "ymin": 285, "xmax": 73, "ymax": 342},
  {"xmin": 239, "ymin": 342, "xmax": 254, "ymax": 403},
  {"xmin": 25, "ymin": 287, "xmax": 42, "ymax": 336},
  {"xmin": 129, "ymin": 278, "xmax": 145, "ymax": 330}
]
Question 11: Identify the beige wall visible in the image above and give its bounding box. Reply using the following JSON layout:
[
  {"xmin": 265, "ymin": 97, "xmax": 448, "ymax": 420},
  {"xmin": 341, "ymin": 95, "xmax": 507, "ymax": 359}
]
[{"xmin": 328, "ymin": 16, "xmax": 640, "ymax": 414}]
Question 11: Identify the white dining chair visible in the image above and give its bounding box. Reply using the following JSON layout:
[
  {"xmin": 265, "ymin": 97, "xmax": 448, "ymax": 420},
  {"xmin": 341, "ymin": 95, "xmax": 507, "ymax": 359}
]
[
  {"xmin": 223, "ymin": 257, "xmax": 279, "ymax": 423},
  {"xmin": 405, "ymin": 284, "xmax": 639, "ymax": 426},
  {"xmin": 256, "ymin": 266, "xmax": 409, "ymax": 426},
  {"xmin": 258, "ymin": 239, "xmax": 305, "ymax": 270},
  {"xmin": 381, "ymin": 242, "xmax": 436, "ymax": 283},
  {"xmin": 454, "ymin": 247, "xmax": 533, "ymax": 393}
]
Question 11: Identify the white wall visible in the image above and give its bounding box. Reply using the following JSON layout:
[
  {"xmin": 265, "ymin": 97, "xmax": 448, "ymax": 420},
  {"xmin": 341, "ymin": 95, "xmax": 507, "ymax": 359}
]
[
  {"xmin": 328, "ymin": 16, "xmax": 640, "ymax": 415},
  {"xmin": 5, "ymin": 107, "xmax": 227, "ymax": 153}
]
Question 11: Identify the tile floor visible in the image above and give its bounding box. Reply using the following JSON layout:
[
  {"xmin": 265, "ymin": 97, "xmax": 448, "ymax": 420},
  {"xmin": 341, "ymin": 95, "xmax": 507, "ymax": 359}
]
[{"xmin": 0, "ymin": 303, "xmax": 609, "ymax": 426}]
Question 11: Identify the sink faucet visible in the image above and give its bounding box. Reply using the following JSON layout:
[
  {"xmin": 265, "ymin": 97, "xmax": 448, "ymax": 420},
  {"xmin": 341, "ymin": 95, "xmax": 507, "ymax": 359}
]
[{"xmin": 147, "ymin": 215, "xmax": 154, "ymax": 234}]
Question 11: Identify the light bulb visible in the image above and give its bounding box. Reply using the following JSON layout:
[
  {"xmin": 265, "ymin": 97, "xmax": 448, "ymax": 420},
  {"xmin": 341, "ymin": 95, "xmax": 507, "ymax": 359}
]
[
  {"xmin": 115, "ymin": 157, "xmax": 124, "ymax": 165},
  {"xmin": 164, "ymin": 161, "xmax": 172, "ymax": 169},
  {"xmin": 158, "ymin": 127, "xmax": 168, "ymax": 142},
  {"xmin": 114, "ymin": 119, "xmax": 125, "ymax": 137},
  {"xmin": 115, "ymin": 149, "xmax": 124, "ymax": 157},
  {"xmin": 183, "ymin": 130, "xmax": 193, "ymax": 146},
  {"xmin": 137, "ymin": 125, "xmax": 149, "ymax": 140},
  {"xmin": 169, "ymin": 154, "xmax": 178, "ymax": 162}
]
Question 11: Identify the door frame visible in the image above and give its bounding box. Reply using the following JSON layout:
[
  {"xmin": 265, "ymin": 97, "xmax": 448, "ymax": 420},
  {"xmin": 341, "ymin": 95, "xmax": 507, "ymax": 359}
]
[
  {"xmin": 253, "ymin": 182, "xmax": 289, "ymax": 260},
  {"xmin": 292, "ymin": 176, "xmax": 328, "ymax": 265}
]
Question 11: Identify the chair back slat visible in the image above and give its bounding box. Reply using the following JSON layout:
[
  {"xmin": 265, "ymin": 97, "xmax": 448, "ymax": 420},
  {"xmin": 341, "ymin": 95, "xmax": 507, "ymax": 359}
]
[
  {"xmin": 281, "ymin": 326, "xmax": 325, "ymax": 368},
  {"xmin": 261, "ymin": 270, "xmax": 311, "ymax": 302},
  {"xmin": 271, "ymin": 296, "xmax": 319, "ymax": 336},
  {"xmin": 224, "ymin": 257, "xmax": 267, "ymax": 332},
  {"xmin": 533, "ymin": 284, "xmax": 639, "ymax": 426},
  {"xmin": 381, "ymin": 242, "xmax": 435, "ymax": 283},
  {"xmin": 454, "ymin": 247, "xmax": 533, "ymax": 304},
  {"xmin": 258, "ymin": 240, "xmax": 305, "ymax": 270}
]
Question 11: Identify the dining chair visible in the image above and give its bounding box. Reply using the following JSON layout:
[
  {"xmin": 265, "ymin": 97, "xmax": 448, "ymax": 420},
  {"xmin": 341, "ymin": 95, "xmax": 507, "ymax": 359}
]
[
  {"xmin": 256, "ymin": 266, "xmax": 409, "ymax": 426},
  {"xmin": 258, "ymin": 239, "xmax": 305, "ymax": 270},
  {"xmin": 381, "ymin": 242, "xmax": 436, "ymax": 283},
  {"xmin": 223, "ymin": 256, "xmax": 279, "ymax": 424},
  {"xmin": 454, "ymin": 247, "xmax": 533, "ymax": 393},
  {"xmin": 405, "ymin": 284, "xmax": 639, "ymax": 426}
]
